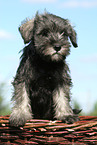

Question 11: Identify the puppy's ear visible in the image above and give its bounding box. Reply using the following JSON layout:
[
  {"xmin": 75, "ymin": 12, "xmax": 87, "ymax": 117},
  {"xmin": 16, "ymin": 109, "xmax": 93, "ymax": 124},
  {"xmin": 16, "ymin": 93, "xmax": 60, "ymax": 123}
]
[
  {"xmin": 19, "ymin": 18, "xmax": 34, "ymax": 44},
  {"xmin": 65, "ymin": 20, "xmax": 78, "ymax": 48}
]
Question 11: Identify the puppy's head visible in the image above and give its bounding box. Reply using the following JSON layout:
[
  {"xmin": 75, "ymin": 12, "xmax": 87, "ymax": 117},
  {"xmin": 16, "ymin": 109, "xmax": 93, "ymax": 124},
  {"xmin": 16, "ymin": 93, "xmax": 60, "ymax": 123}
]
[{"xmin": 19, "ymin": 12, "xmax": 78, "ymax": 62}]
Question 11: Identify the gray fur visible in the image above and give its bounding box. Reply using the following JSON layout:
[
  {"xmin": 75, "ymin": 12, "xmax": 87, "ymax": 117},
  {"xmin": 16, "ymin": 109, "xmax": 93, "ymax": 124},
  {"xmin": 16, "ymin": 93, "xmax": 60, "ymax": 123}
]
[{"xmin": 9, "ymin": 12, "xmax": 80, "ymax": 127}]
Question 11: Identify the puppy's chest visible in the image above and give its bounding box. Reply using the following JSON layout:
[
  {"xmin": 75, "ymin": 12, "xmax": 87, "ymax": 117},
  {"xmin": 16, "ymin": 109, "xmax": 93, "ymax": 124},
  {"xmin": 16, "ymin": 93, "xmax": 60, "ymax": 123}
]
[{"xmin": 33, "ymin": 66, "xmax": 64, "ymax": 89}]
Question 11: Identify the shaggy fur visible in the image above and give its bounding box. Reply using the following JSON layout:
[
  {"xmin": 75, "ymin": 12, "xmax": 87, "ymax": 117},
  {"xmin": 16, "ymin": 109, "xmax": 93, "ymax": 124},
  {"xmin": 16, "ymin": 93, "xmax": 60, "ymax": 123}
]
[{"xmin": 9, "ymin": 12, "xmax": 80, "ymax": 127}]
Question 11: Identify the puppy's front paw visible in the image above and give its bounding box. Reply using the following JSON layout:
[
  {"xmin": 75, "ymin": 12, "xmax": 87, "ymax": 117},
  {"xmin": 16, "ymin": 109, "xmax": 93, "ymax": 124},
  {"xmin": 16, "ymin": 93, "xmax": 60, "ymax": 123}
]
[
  {"xmin": 62, "ymin": 115, "xmax": 80, "ymax": 124},
  {"xmin": 9, "ymin": 115, "xmax": 27, "ymax": 127},
  {"xmin": 9, "ymin": 111, "xmax": 32, "ymax": 127}
]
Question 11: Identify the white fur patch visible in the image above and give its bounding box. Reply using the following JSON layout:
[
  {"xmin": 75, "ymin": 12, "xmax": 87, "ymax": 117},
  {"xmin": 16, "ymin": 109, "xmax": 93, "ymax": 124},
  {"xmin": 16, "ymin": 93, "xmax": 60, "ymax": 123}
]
[
  {"xmin": 53, "ymin": 87, "xmax": 73, "ymax": 119},
  {"xmin": 21, "ymin": 84, "xmax": 32, "ymax": 113},
  {"xmin": 12, "ymin": 83, "xmax": 32, "ymax": 120}
]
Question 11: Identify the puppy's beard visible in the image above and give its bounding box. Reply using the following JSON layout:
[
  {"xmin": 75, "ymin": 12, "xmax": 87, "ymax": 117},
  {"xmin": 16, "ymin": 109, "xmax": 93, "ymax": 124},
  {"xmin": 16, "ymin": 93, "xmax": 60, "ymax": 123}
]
[
  {"xmin": 42, "ymin": 46, "xmax": 61, "ymax": 61},
  {"xmin": 42, "ymin": 46, "xmax": 67, "ymax": 62},
  {"xmin": 51, "ymin": 53, "xmax": 63, "ymax": 61}
]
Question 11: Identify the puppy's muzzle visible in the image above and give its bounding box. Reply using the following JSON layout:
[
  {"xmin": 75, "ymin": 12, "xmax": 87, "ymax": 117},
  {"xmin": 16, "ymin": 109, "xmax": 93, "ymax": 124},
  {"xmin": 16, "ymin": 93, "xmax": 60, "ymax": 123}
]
[{"xmin": 54, "ymin": 45, "xmax": 61, "ymax": 52}]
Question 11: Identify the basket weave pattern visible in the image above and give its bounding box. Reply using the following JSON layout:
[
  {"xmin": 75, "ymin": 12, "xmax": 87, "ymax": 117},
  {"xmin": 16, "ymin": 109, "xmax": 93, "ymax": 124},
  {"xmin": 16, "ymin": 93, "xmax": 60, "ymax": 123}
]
[{"xmin": 0, "ymin": 116, "xmax": 97, "ymax": 144}]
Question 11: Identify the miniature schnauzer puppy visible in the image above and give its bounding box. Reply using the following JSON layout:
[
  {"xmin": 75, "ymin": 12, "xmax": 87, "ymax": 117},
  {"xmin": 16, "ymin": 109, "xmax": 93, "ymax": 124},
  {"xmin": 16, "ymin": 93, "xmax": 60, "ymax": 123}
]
[{"xmin": 9, "ymin": 12, "xmax": 80, "ymax": 127}]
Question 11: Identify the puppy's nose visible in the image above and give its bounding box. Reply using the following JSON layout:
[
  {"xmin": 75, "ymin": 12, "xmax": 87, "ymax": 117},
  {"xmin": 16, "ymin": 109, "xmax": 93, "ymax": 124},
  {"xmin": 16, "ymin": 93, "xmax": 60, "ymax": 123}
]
[{"xmin": 54, "ymin": 46, "xmax": 61, "ymax": 52}]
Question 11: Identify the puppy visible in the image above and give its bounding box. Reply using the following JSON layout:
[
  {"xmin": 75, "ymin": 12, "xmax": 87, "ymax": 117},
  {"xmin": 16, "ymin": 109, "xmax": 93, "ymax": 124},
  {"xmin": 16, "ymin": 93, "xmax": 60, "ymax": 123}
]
[{"xmin": 9, "ymin": 12, "xmax": 80, "ymax": 127}]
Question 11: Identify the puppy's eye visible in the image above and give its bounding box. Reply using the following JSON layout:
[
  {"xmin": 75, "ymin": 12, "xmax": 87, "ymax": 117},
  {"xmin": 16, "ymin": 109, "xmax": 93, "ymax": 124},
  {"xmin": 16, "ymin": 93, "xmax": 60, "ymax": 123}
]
[{"xmin": 41, "ymin": 29, "xmax": 49, "ymax": 36}]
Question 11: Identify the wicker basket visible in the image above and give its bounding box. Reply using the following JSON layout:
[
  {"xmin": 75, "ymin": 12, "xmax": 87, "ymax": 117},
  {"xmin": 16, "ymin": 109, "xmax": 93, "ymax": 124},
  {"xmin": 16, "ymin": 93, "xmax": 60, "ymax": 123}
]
[{"xmin": 0, "ymin": 116, "xmax": 97, "ymax": 144}]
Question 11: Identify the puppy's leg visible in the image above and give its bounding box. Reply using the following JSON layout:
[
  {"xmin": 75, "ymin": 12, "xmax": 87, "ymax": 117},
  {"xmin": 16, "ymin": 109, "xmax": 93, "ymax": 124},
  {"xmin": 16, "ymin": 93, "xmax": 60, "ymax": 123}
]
[
  {"xmin": 9, "ymin": 82, "xmax": 32, "ymax": 127},
  {"xmin": 53, "ymin": 86, "xmax": 79, "ymax": 123}
]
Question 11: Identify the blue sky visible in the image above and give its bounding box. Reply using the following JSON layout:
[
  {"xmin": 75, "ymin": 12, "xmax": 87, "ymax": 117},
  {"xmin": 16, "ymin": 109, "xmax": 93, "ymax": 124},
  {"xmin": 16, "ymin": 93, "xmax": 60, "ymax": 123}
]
[{"xmin": 0, "ymin": 0, "xmax": 97, "ymax": 113}]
